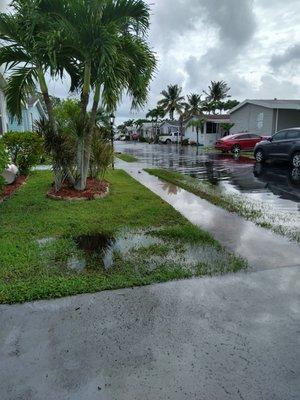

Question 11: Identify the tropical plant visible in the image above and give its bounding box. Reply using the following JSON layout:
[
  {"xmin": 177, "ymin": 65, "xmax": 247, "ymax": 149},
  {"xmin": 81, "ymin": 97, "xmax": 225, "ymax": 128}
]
[
  {"xmin": 186, "ymin": 118, "xmax": 206, "ymax": 146},
  {"xmin": 220, "ymin": 122, "xmax": 235, "ymax": 135},
  {"xmin": 146, "ymin": 107, "xmax": 165, "ymax": 140},
  {"xmin": 0, "ymin": 0, "xmax": 156, "ymax": 191},
  {"xmin": 204, "ymin": 80, "xmax": 231, "ymax": 103},
  {"xmin": 89, "ymin": 129, "xmax": 113, "ymax": 180},
  {"xmin": 185, "ymin": 93, "xmax": 203, "ymax": 116},
  {"xmin": 3, "ymin": 131, "xmax": 44, "ymax": 174},
  {"xmin": 223, "ymin": 99, "xmax": 240, "ymax": 111},
  {"xmin": 158, "ymin": 84, "xmax": 185, "ymax": 120},
  {"xmin": 35, "ymin": 118, "xmax": 76, "ymax": 190},
  {"xmin": 0, "ymin": 139, "xmax": 9, "ymax": 192}
]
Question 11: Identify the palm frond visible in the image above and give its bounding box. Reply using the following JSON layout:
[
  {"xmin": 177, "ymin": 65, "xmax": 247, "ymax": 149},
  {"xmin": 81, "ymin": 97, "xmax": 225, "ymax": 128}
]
[{"xmin": 5, "ymin": 66, "xmax": 37, "ymax": 121}]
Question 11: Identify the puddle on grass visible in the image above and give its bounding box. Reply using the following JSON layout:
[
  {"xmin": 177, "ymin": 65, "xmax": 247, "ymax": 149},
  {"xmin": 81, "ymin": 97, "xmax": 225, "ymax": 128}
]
[{"xmin": 37, "ymin": 228, "xmax": 245, "ymax": 275}]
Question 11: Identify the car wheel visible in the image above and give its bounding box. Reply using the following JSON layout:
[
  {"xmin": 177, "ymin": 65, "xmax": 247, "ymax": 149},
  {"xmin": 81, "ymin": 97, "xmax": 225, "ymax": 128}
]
[
  {"xmin": 231, "ymin": 144, "xmax": 241, "ymax": 154},
  {"xmin": 291, "ymin": 152, "xmax": 300, "ymax": 168},
  {"xmin": 166, "ymin": 139, "xmax": 171, "ymax": 144},
  {"xmin": 254, "ymin": 149, "xmax": 264, "ymax": 163}
]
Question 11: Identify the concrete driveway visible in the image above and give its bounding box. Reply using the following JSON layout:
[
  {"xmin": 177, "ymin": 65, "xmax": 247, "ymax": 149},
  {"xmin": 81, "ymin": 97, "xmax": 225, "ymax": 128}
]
[{"xmin": 1, "ymin": 265, "xmax": 299, "ymax": 400}]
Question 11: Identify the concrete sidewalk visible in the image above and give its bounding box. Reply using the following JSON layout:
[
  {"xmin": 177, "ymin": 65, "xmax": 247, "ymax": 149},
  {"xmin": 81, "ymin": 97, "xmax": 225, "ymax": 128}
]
[{"xmin": 1, "ymin": 266, "xmax": 299, "ymax": 399}]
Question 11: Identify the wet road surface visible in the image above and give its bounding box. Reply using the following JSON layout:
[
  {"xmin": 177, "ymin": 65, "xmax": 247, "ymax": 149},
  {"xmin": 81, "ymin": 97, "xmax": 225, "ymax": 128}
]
[
  {"xmin": 1, "ymin": 266, "xmax": 299, "ymax": 400},
  {"xmin": 116, "ymin": 142, "xmax": 300, "ymax": 229}
]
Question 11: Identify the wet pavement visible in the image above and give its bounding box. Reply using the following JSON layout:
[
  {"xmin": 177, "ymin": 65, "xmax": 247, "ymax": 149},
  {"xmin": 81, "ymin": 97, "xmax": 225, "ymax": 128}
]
[
  {"xmin": 1, "ymin": 266, "xmax": 299, "ymax": 400},
  {"xmin": 116, "ymin": 142, "xmax": 300, "ymax": 230}
]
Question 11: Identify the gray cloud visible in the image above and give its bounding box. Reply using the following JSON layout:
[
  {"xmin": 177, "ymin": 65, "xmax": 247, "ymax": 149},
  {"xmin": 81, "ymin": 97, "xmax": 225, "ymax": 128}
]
[{"xmin": 270, "ymin": 44, "xmax": 300, "ymax": 70}]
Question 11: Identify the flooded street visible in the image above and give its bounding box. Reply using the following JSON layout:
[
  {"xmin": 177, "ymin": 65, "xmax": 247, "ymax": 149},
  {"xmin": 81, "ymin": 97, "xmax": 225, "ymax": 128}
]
[{"xmin": 116, "ymin": 142, "xmax": 300, "ymax": 236}]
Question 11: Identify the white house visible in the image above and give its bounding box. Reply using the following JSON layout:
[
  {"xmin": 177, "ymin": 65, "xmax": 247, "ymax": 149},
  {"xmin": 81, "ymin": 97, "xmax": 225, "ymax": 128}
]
[
  {"xmin": 184, "ymin": 114, "xmax": 231, "ymax": 146},
  {"xmin": 159, "ymin": 120, "xmax": 181, "ymax": 135},
  {"xmin": 140, "ymin": 122, "xmax": 155, "ymax": 140}
]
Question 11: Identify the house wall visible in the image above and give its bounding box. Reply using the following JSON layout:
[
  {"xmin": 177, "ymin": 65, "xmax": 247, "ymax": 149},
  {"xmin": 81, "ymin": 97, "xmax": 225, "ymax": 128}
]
[
  {"xmin": 7, "ymin": 104, "xmax": 42, "ymax": 132},
  {"xmin": 277, "ymin": 109, "xmax": 300, "ymax": 131},
  {"xmin": 230, "ymin": 103, "xmax": 274, "ymax": 135},
  {"xmin": 185, "ymin": 117, "xmax": 224, "ymax": 146},
  {"xmin": 160, "ymin": 123, "xmax": 179, "ymax": 135}
]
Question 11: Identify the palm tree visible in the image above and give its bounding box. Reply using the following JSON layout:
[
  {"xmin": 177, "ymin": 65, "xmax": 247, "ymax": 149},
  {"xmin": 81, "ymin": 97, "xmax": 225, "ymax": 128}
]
[
  {"xmin": 1, "ymin": 0, "xmax": 156, "ymax": 190},
  {"xmin": 146, "ymin": 107, "xmax": 165, "ymax": 140},
  {"xmin": 186, "ymin": 118, "xmax": 206, "ymax": 147},
  {"xmin": 158, "ymin": 84, "xmax": 185, "ymax": 120},
  {"xmin": 204, "ymin": 81, "xmax": 231, "ymax": 103},
  {"xmin": 185, "ymin": 93, "xmax": 203, "ymax": 116}
]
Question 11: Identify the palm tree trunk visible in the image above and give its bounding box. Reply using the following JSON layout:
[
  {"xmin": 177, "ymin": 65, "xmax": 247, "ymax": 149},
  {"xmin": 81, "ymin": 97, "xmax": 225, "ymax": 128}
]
[
  {"xmin": 37, "ymin": 69, "xmax": 75, "ymax": 189},
  {"xmin": 37, "ymin": 69, "xmax": 57, "ymax": 136},
  {"xmin": 75, "ymin": 60, "xmax": 92, "ymax": 191}
]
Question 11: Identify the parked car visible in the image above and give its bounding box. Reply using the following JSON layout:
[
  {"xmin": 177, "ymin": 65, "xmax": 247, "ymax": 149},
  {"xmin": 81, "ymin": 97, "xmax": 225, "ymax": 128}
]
[
  {"xmin": 159, "ymin": 132, "xmax": 179, "ymax": 144},
  {"xmin": 254, "ymin": 128, "xmax": 300, "ymax": 167},
  {"xmin": 131, "ymin": 133, "xmax": 139, "ymax": 141},
  {"xmin": 215, "ymin": 133, "xmax": 268, "ymax": 153},
  {"xmin": 253, "ymin": 163, "xmax": 300, "ymax": 202}
]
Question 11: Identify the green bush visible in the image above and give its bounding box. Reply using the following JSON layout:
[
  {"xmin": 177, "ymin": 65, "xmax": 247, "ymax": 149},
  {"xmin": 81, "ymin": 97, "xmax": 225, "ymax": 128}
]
[
  {"xmin": 0, "ymin": 139, "xmax": 9, "ymax": 193},
  {"xmin": 3, "ymin": 131, "xmax": 44, "ymax": 174},
  {"xmin": 139, "ymin": 136, "xmax": 148, "ymax": 143},
  {"xmin": 181, "ymin": 138, "xmax": 189, "ymax": 146},
  {"xmin": 90, "ymin": 128, "xmax": 113, "ymax": 179}
]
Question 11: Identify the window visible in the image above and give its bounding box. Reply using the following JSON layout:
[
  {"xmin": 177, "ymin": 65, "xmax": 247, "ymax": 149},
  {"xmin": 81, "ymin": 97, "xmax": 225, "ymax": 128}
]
[
  {"xmin": 286, "ymin": 130, "xmax": 300, "ymax": 140},
  {"xmin": 174, "ymin": 132, "xmax": 178, "ymax": 136},
  {"xmin": 247, "ymin": 134, "xmax": 260, "ymax": 138},
  {"xmin": 236, "ymin": 134, "xmax": 249, "ymax": 140},
  {"xmin": 273, "ymin": 130, "xmax": 287, "ymax": 141},
  {"xmin": 206, "ymin": 122, "xmax": 218, "ymax": 134}
]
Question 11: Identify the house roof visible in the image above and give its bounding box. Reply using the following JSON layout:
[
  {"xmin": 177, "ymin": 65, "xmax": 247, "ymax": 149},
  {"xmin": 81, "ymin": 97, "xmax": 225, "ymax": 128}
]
[
  {"xmin": 230, "ymin": 99, "xmax": 300, "ymax": 113},
  {"xmin": 160, "ymin": 120, "xmax": 181, "ymax": 127},
  {"xmin": 185, "ymin": 114, "xmax": 230, "ymax": 124}
]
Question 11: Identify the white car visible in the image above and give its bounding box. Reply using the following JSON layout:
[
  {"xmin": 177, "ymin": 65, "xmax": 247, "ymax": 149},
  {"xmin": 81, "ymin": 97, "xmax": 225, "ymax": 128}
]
[{"xmin": 159, "ymin": 132, "xmax": 179, "ymax": 144}]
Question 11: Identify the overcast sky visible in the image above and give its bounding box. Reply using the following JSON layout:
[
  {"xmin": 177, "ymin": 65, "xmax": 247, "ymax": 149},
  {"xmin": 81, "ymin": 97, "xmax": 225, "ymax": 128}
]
[{"xmin": 1, "ymin": 0, "xmax": 300, "ymax": 123}]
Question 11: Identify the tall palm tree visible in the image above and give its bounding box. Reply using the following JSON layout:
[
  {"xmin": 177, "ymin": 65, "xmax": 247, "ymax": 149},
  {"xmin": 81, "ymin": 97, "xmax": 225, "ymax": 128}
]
[
  {"xmin": 1, "ymin": 0, "xmax": 156, "ymax": 190},
  {"xmin": 158, "ymin": 84, "xmax": 185, "ymax": 120},
  {"xmin": 204, "ymin": 80, "xmax": 231, "ymax": 103},
  {"xmin": 185, "ymin": 93, "xmax": 203, "ymax": 116}
]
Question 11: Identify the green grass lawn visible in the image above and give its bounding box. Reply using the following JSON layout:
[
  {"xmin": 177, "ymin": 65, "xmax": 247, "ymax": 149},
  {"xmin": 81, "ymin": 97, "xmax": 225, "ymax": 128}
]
[
  {"xmin": 0, "ymin": 170, "xmax": 246, "ymax": 303},
  {"xmin": 115, "ymin": 153, "xmax": 138, "ymax": 162}
]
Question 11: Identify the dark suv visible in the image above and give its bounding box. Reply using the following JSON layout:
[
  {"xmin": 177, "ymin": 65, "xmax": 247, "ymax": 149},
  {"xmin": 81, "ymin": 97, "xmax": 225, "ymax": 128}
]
[{"xmin": 254, "ymin": 128, "xmax": 300, "ymax": 167}]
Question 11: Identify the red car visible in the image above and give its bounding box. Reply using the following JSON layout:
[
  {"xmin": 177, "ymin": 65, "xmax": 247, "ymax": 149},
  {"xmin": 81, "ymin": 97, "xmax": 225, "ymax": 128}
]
[{"xmin": 215, "ymin": 133, "xmax": 269, "ymax": 153}]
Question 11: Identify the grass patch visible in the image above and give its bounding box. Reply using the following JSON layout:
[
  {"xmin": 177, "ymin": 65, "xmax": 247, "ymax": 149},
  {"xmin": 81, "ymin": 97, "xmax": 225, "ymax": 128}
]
[
  {"xmin": 0, "ymin": 169, "xmax": 246, "ymax": 304},
  {"xmin": 145, "ymin": 168, "xmax": 299, "ymax": 243},
  {"xmin": 116, "ymin": 153, "xmax": 138, "ymax": 162}
]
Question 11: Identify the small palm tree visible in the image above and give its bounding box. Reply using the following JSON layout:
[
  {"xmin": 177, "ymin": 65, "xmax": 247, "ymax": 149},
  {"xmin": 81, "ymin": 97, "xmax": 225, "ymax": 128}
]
[
  {"xmin": 158, "ymin": 84, "xmax": 185, "ymax": 120},
  {"xmin": 220, "ymin": 122, "xmax": 234, "ymax": 136},
  {"xmin": 186, "ymin": 118, "xmax": 206, "ymax": 147}
]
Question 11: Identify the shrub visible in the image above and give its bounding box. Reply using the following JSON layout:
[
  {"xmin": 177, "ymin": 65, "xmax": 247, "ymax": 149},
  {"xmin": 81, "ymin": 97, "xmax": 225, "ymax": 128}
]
[
  {"xmin": 0, "ymin": 139, "xmax": 9, "ymax": 192},
  {"xmin": 181, "ymin": 139, "xmax": 189, "ymax": 146},
  {"xmin": 139, "ymin": 136, "xmax": 148, "ymax": 143},
  {"xmin": 90, "ymin": 128, "xmax": 113, "ymax": 179},
  {"xmin": 3, "ymin": 131, "xmax": 44, "ymax": 174}
]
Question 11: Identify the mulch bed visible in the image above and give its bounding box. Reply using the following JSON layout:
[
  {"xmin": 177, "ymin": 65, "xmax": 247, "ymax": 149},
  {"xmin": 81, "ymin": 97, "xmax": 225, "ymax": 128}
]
[
  {"xmin": 0, "ymin": 175, "xmax": 28, "ymax": 203},
  {"xmin": 47, "ymin": 178, "xmax": 109, "ymax": 201}
]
